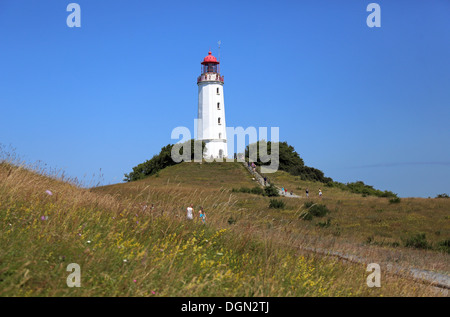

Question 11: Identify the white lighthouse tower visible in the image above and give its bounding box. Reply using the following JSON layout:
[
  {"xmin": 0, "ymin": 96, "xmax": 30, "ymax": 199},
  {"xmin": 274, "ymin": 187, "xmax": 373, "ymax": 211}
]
[{"xmin": 197, "ymin": 50, "xmax": 228, "ymax": 159}]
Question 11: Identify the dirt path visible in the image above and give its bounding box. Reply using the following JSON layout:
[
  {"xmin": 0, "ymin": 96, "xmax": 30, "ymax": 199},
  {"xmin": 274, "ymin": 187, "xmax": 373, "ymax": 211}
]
[
  {"xmin": 242, "ymin": 162, "xmax": 300, "ymax": 198},
  {"xmin": 241, "ymin": 161, "xmax": 449, "ymax": 294},
  {"xmin": 301, "ymin": 245, "xmax": 450, "ymax": 292}
]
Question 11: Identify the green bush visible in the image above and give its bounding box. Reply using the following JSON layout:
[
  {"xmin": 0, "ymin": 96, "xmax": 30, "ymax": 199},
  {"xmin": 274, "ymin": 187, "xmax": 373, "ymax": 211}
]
[
  {"xmin": 244, "ymin": 140, "xmax": 397, "ymax": 195},
  {"xmin": 238, "ymin": 187, "xmax": 251, "ymax": 193},
  {"xmin": 309, "ymin": 204, "xmax": 330, "ymax": 217},
  {"xmin": 250, "ymin": 186, "xmax": 264, "ymax": 195},
  {"xmin": 437, "ymin": 239, "xmax": 450, "ymax": 253},
  {"xmin": 269, "ymin": 199, "xmax": 285, "ymax": 209},
  {"xmin": 232, "ymin": 186, "xmax": 264, "ymax": 196},
  {"xmin": 303, "ymin": 201, "xmax": 314, "ymax": 209},
  {"xmin": 227, "ymin": 216, "xmax": 237, "ymax": 225},
  {"xmin": 264, "ymin": 184, "xmax": 279, "ymax": 197},
  {"xmin": 299, "ymin": 202, "xmax": 330, "ymax": 220},
  {"xmin": 389, "ymin": 197, "xmax": 401, "ymax": 204},
  {"xmin": 328, "ymin": 181, "xmax": 397, "ymax": 198},
  {"xmin": 245, "ymin": 141, "xmax": 333, "ymax": 183},
  {"xmin": 436, "ymin": 193, "xmax": 449, "ymax": 198},
  {"xmin": 299, "ymin": 211, "xmax": 313, "ymax": 221},
  {"xmin": 404, "ymin": 233, "xmax": 430, "ymax": 249}
]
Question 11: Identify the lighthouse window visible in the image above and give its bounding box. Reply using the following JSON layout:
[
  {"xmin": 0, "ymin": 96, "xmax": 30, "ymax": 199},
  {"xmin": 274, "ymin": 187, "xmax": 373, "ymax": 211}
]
[
  {"xmin": 219, "ymin": 133, "xmax": 222, "ymax": 139},
  {"xmin": 217, "ymin": 102, "xmax": 220, "ymax": 110},
  {"xmin": 217, "ymin": 88, "xmax": 220, "ymax": 94},
  {"xmin": 218, "ymin": 117, "xmax": 221, "ymax": 125}
]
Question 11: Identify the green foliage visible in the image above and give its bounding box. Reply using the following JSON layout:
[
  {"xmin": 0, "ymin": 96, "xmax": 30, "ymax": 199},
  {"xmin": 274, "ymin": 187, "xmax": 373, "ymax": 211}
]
[
  {"xmin": 124, "ymin": 140, "xmax": 205, "ymax": 182},
  {"xmin": 436, "ymin": 193, "xmax": 449, "ymax": 198},
  {"xmin": 309, "ymin": 204, "xmax": 330, "ymax": 217},
  {"xmin": 232, "ymin": 186, "xmax": 264, "ymax": 196},
  {"xmin": 299, "ymin": 202, "xmax": 330, "ymax": 221},
  {"xmin": 303, "ymin": 201, "xmax": 314, "ymax": 209},
  {"xmin": 227, "ymin": 216, "xmax": 237, "ymax": 225},
  {"xmin": 317, "ymin": 218, "xmax": 332, "ymax": 228},
  {"xmin": 389, "ymin": 197, "xmax": 401, "ymax": 204},
  {"xmin": 244, "ymin": 141, "xmax": 396, "ymax": 196},
  {"xmin": 232, "ymin": 187, "xmax": 250, "ymax": 194},
  {"xmin": 437, "ymin": 239, "xmax": 450, "ymax": 253},
  {"xmin": 328, "ymin": 181, "xmax": 398, "ymax": 198},
  {"xmin": 404, "ymin": 233, "xmax": 430, "ymax": 250},
  {"xmin": 299, "ymin": 211, "xmax": 313, "ymax": 221},
  {"xmin": 269, "ymin": 199, "xmax": 285, "ymax": 209},
  {"xmin": 251, "ymin": 186, "xmax": 265, "ymax": 195},
  {"xmin": 245, "ymin": 141, "xmax": 333, "ymax": 183},
  {"xmin": 264, "ymin": 183, "xmax": 280, "ymax": 197}
]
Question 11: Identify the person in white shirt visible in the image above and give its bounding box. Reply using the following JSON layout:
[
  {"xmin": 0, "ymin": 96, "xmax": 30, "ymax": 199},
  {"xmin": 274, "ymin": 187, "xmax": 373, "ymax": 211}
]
[{"xmin": 186, "ymin": 204, "xmax": 194, "ymax": 220}]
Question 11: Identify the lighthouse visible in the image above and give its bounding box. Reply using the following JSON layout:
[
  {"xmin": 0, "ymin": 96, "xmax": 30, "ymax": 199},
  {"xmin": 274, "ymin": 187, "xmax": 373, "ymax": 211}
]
[{"xmin": 197, "ymin": 51, "xmax": 228, "ymax": 159}]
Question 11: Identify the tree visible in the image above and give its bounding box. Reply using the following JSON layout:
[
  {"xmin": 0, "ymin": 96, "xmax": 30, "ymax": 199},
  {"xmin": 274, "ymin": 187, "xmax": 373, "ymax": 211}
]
[{"xmin": 245, "ymin": 141, "xmax": 332, "ymax": 183}]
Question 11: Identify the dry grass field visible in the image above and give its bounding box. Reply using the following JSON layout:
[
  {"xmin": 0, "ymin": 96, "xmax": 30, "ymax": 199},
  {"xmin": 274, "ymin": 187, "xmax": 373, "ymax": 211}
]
[{"xmin": 1, "ymin": 160, "xmax": 448, "ymax": 296}]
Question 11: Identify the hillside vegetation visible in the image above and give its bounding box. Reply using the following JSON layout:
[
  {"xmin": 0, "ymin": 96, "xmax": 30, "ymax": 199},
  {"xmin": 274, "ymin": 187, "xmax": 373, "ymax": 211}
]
[{"xmin": 1, "ymin": 160, "xmax": 449, "ymax": 296}]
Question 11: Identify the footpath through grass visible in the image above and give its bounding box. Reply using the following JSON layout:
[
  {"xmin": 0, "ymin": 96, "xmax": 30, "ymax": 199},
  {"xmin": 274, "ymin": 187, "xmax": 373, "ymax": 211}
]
[{"xmin": 0, "ymin": 162, "xmax": 446, "ymax": 296}]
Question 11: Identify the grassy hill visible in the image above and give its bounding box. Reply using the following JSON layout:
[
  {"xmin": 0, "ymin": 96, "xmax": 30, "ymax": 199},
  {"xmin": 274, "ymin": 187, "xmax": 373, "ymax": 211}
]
[
  {"xmin": 98, "ymin": 161, "xmax": 450, "ymax": 254},
  {"xmin": 1, "ymin": 161, "xmax": 449, "ymax": 296}
]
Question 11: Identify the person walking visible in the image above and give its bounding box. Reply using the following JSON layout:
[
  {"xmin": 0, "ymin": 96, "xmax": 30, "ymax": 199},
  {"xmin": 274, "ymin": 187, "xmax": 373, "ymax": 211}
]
[
  {"xmin": 264, "ymin": 176, "xmax": 267, "ymax": 186},
  {"xmin": 319, "ymin": 188, "xmax": 322, "ymax": 198},
  {"xmin": 281, "ymin": 187, "xmax": 285, "ymax": 195},
  {"xmin": 199, "ymin": 207, "xmax": 206, "ymax": 224},
  {"xmin": 186, "ymin": 204, "xmax": 194, "ymax": 220},
  {"xmin": 306, "ymin": 188, "xmax": 309, "ymax": 198}
]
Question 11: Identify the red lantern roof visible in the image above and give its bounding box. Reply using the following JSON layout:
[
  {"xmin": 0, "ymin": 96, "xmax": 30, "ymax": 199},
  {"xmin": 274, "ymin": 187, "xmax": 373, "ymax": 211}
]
[{"xmin": 201, "ymin": 51, "xmax": 219, "ymax": 64}]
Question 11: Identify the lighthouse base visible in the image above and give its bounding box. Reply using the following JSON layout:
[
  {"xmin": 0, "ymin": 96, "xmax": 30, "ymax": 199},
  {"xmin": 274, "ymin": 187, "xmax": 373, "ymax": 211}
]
[{"xmin": 202, "ymin": 140, "xmax": 228, "ymax": 159}]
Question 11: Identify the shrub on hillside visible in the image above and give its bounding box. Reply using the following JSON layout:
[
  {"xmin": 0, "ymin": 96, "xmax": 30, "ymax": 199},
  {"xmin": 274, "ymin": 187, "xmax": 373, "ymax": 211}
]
[
  {"xmin": 232, "ymin": 186, "xmax": 264, "ymax": 196},
  {"xmin": 299, "ymin": 202, "xmax": 330, "ymax": 221},
  {"xmin": 251, "ymin": 186, "xmax": 265, "ymax": 195},
  {"xmin": 303, "ymin": 201, "xmax": 314, "ymax": 209},
  {"xmin": 244, "ymin": 140, "xmax": 397, "ymax": 196},
  {"xmin": 227, "ymin": 216, "xmax": 237, "ymax": 225},
  {"xmin": 436, "ymin": 193, "xmax": 449, "ymax": 198},
  {"xmin": 232, "ymin": 187, "xmax": 250, "ymax": 194},
  {"xmin": 264, "ymin": 184, "xmax": 279, "ymax": 197},
  {"xmin": 389, "ymin": 197, "xmax": 401, "ymax": 204},
  {"xmin": 245, "ymin": 141, "xmax": 333, "ymax": 183},
  {"xmin": 309, "ymin": 204, "xmax": 330, "ymax": 217},
  {"xmin": 329, "ymin": 181, "xmax": 398, "ymax": 198},
  {"xmin": 269, "ymin": 199, "xmax": 285, "ymax": 209},
  {"xmin": 404, "ymin": 233, "xmax": 430, "ymax": 250},
  {"xmin": 437, "ymin": 239, "xmax": 450, "ymax": 253}
]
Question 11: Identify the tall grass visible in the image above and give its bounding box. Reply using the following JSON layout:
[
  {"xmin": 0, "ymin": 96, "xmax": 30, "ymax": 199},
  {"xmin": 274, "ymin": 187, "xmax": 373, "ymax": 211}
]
[{"xmin": 0, "ymin": 157, "xmax": 447, "ymax": 296}]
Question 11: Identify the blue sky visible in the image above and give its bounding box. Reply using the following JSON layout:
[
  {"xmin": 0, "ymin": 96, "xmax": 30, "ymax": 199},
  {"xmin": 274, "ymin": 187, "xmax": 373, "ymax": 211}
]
[{"xmin": 0, "ymin": 0, "xmax": 449, "ymax": 197}]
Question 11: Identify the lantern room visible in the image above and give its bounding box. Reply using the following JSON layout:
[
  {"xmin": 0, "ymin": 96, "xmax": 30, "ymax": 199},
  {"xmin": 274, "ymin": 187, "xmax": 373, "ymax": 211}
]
[{"xmin": 201, "ymin": 51, "xmax": 220, "ymax": 74}]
